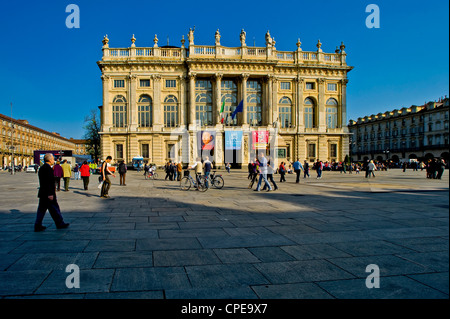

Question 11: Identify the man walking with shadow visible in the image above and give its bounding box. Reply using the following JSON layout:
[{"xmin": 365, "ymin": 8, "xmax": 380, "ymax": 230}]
[{"xmin": 34, "ymin": 153, "xmax": 69, "ymax": 232}]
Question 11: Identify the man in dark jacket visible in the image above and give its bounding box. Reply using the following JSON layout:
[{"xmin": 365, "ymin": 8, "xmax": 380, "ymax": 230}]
[{"xmin": 34, "ymin": 153, "xmax": 69, "ymax": 232}]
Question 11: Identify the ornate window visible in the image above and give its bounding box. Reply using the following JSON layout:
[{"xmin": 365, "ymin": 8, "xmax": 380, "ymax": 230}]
[
  {"xmin": 326, "ymin": 98, "xmax": 339, "ymax": 129},
  {"xmin": 195, "ymin": 80, "xmax": 213, "ymax": 126},
  {"xmin": 112, "ymin": 95, "xmax": 127, "ymax": 128},
  {"xmin": 247, "ymin": 80, "xmax": 262, "ymax": 126},
  {"xmin": 221, "ymin": 80, "xmax": 238, "ymax": 126},
  {"xmin": 278, "ymin": 96, "xmax": 292, "ymax": 128},
  {"xmin": 164, "ymin": 95, "xmax": 178, "ymax": 127},
  {"xmin": 138, "ymin": 95, "xmax": 152, "ymax": 127},
  {"xmin": 304, "ymin": 97, "xmax": 316, "ymax": 128}
]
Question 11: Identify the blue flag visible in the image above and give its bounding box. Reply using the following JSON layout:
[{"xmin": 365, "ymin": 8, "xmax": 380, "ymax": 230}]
[{"xmin": 231, "ymin": 100, "xmax": 244, "ymax": 120}]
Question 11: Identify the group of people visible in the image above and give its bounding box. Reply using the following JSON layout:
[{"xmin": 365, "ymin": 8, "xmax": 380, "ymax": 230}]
[
  {"xmin": 164, "ymin": 161, "xmax": 183, "ymax": 181},
  {"xmin": 424, "ymin": 158, "xmax": 446, "ymax": 179}
]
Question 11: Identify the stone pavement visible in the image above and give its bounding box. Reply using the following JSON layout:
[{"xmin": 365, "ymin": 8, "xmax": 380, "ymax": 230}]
[{"xmin": 0, "ymin": 168, "xmax": 448, "ymax": 299}]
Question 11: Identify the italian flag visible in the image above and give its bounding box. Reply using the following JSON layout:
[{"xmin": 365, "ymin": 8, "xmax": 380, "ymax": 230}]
[{"xmin": 220, "ymin": 101, "xmax": 225, "ymax": 124}]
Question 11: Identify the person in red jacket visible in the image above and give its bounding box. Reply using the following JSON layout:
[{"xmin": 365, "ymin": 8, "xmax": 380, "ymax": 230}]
[{"xmin": 80, "ymin": 161, "xmax": 91, "ymax": 190}]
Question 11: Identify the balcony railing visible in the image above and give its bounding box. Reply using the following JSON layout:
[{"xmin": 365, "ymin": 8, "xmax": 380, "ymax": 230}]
[{"xmin": 102, "ymin": 44, "xmax": 347, "ymax": 66}]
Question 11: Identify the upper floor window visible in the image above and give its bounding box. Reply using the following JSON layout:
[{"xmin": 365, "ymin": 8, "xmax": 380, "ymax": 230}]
[
  {"xmin": 114, "ymin": 80, "xmax": 125, "ymax": 88},
  {"xmin": 278, "ymin": 96, "xmax": 292, "ymax": 128},
  {"xmin": 138, "ymin": 95, "xmax": 152, "ymax": 128},
  {"xmin": 164, "ymin": 95, "xmax": 178, "ymax": 128},
  {"xmin": 326, "ymin": 98, "xmax": 338, "ymax": 129},
  {"xmin": 112, "ymin": 95, "xmax": 127, "ymax": 128},
  {"xmin": 140, "ymin": 79, "xmax": 150, "ymax": 87},
  {"xmin": 166, "ymin": 80, "xmax": 176, "ymax": 88},
  {"xmin": 280, "ymin": 82, "xmax": 291, "ymax": 90},
  {"xmin": 304, "ymin": 97, "xmax": 316, "ymax": 128},
  {"xmin": 305, "ymin": 82, "xmax": 315, "ymax": 90},
  {"xmin": 327, "ymin": 83, "xmax": 337, "ymax": 91}
]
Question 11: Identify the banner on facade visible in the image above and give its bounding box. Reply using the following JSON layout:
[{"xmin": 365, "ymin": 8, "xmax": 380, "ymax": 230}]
[
  {"xmin": 225, "ymin": 131, "xmax": 242, "ymax": 150},
  {"xmin": 252, "ymin": 130, "xmax": 269, "ymax": 149}
]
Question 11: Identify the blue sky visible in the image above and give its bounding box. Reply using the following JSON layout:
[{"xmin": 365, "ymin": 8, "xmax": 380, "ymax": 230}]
[{"xmin": 0, "ymin": 0, "xmax": 448, "ymax": 139}]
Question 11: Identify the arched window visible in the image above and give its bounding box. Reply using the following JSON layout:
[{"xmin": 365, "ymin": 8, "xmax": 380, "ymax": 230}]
[
  {"xmin": 138, "ymin": 95, "xmax": 152, "ymax": 127},
  {"xmin": 164, "ymin": 95, "xmax": 178, "ymax": 127},
  {"xmin": 221, "ymin": 80, "xmax": 238, "ymax": 126},
  {"xmin": 247, "ymin": 80, "xmax": 262, "ymax": 126},
  {"xmin": 278, "ymin": 96, "xmax": 292, "ymax": 128},
  {"xmin": 195, "ymin": 80, "xmax": 213, "ymax": 126},
  {"xmin": 304, "ymin": 97, "xmax": 316, "ymax": 128},
  {"xmin": 112, "ymin": 95, "xmax": 127, "ymax": 128},
  {"xmin": 326, "ymin": 98, "xmax": 339, "ymax": 129}
]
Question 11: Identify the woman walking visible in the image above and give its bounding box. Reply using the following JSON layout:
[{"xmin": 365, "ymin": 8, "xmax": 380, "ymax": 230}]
[{"xmin": 80, "ymin": 161, "xmax": 90, "ymax": 190}]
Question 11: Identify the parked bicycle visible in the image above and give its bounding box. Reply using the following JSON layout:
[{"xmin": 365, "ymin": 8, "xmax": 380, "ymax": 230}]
[
  {"xmin": 208, "ymin": 170, "xmax": 224, "ymax": 189},
  {"xmin": 180, "ymin": 170, "xmax": 208, "ymax": 192}
]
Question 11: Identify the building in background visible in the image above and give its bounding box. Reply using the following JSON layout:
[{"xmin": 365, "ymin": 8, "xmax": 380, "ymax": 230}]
[
  {"xmin": 97, "ymin": 29, "xmax": 353, "ymax": 167},
  {"xmin": 0, "ymin": 114, "xmax": 79, "ymax": 167},
  {"xmin": 348, "ymin": 97, "xmax": 449, "ymax": 163}
]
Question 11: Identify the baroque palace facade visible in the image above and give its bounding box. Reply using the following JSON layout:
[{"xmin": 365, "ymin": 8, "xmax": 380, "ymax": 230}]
[{"xmin": 97, "ymin": 29, "xmax": 353, "ymax": 167}]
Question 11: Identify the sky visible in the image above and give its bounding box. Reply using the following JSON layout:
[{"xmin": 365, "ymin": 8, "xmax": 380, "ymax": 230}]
[{"xmin": 0, "ymin": 0, "xmax": 448, "ymax": 139}]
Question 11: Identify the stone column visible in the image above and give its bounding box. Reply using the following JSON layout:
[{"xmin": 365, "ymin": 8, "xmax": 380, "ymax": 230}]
[
  {"xmin": 318, "ymin": 78, "xmax": 326, "ymax": 132},
  {"xmin": 341, "ymin": 79, "xmax": 349, "ymax": 132},
  {"xmin": 188, "ymin": 72, "xmax": 196, "ymax": 130},
  {"xmin": 128, "ymin": 74, "xmax": 137, "ymax": 132},
  {"xmin": 267, "ymin": 75, "xmax": 273, "ymax": 125},
  {"xmin": 101, "ymin": 75, "xmax": 110, "ymax": 130},
  {"xmin": 214, "ymin": 73, "xmax": 223, "ymax": 126},
  {"xmin": 179, "ymin": 74, "xmax": 187, "ymax": 129},
  {"xmin": 271, "ymin": 76, "xmax": 278, "ymax": 126},
  {"xmin": 241, "ymin": 73, "xmax": 249, "ymax": 126},
  {"xmin": 296, "ymin": 76, "xmax": 304, "ymax": 132},
  {"xmin": 152, "ymin": 74, "xmax": 163, "ymax": 131}
]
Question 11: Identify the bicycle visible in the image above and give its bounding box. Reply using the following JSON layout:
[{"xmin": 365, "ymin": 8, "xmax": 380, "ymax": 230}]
[
  {"xmin": 144, "ymin": 166, "xmax": 158, "ymax": 180},
  {"xmin": 208, "ymin": 170, "xmax": 224, "ymax": 189},
  {"xmin": 180, "ymin": 170, "xmax": 208, "ymax": 192}
]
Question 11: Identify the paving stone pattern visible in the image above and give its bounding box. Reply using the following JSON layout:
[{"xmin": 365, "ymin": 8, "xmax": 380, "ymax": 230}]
[{"xmin": 0, "ymin": 169, "xmax": 448, "ymax": 299}]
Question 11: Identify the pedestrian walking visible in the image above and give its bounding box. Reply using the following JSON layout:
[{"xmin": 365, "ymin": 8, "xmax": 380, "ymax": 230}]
[
  {"xmin": 248, "ymin": 159, "xmax": 259, "ymax": 189},
  {"xmin": 165, "ymin": 161, "xmax": 172, "ymax": 180},
  {"xmin": 53, "ymin": 161, "xmax": 63, "ymax": 191},
  {"xmin": 436, "ymin": 159, "xmax": 446, "ymax": 179},
  {"xmin": 73, "ymin": 164, "xmax": 80, "ymax": 180},
  {"xmin": 34, "ymin": 153, "xmax": 69, "ymax": 232},
  {"xmin": 61, "ymin": 160, "xmax": 72, "ymax": 191},
  {"xmin": 263, "ymin": 157, "xmax": 278, "ymax": 191},
  {"xmin": 80, "ymin": 161, "xmax": 90, "ymax": 190},
  {"xmin": 255, "ymin": 153, "xmax": 272, "ymax": 192},
  {"xmin": 303, "ymin": 161, "xmax": 310, "ymax": 178},
  {"xmin": 118, "ymin": 160, "xmax": 127, "ymax": 186},
  {"xmin": 100, "ymin": 156, "xmax": 116, "ymax": 199},
  {"xmin": 315, "ymin": 159, "xmax": 323, "ymax": 179},
  {"xmin": 279, "ymin": 162, "xmax": 286, "ymax": 182},
  {"xmin": 292, "ymin": 159, "xmax": 303, "ymax": 183},
  {"xmin": 366, "ymin": 160, "xmax": 376, "ymax": 178},
  {"xmin": 225, "ymin": 163, "xmax": 231, "ymax": 173},
  {"xmin": 177, "ymin": 162, "xmax": 182, "ymax": 181}
]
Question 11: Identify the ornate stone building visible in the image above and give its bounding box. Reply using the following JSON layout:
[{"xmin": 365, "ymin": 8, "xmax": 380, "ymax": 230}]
[
  {"xmin": 0, "ymin": 114, "xmax": 77, "ymax": 167},
  {"xmin": 97, "ymin": 29, "xmax": 353, "ymax": 167},
  {"xmin": 348, "ymin": 97, "xmax": 449, "ymax": 163}
]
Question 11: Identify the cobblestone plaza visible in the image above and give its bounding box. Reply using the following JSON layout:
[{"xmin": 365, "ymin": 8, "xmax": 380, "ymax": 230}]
[{"xmin": 0, "ymin": 168, "xmax": 448, "ymax": 299}]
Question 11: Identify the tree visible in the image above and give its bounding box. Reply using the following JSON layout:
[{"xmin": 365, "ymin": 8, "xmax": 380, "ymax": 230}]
[{"xmin": 83, "ymin": 109, "xmax": 101, "ymax": 163}]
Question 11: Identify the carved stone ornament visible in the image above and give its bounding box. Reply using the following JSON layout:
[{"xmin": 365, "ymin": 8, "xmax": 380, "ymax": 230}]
[
  {"xmin": 240, "ymin": 29, "xmax": 246, "ymax": 47},
  {"xmin": 153, "ymin": 34, "xmax": 159, "ymax": 48},
  {"xmin": 215, "ymin": 29, "xmax": 221, "ymax": 46}
]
